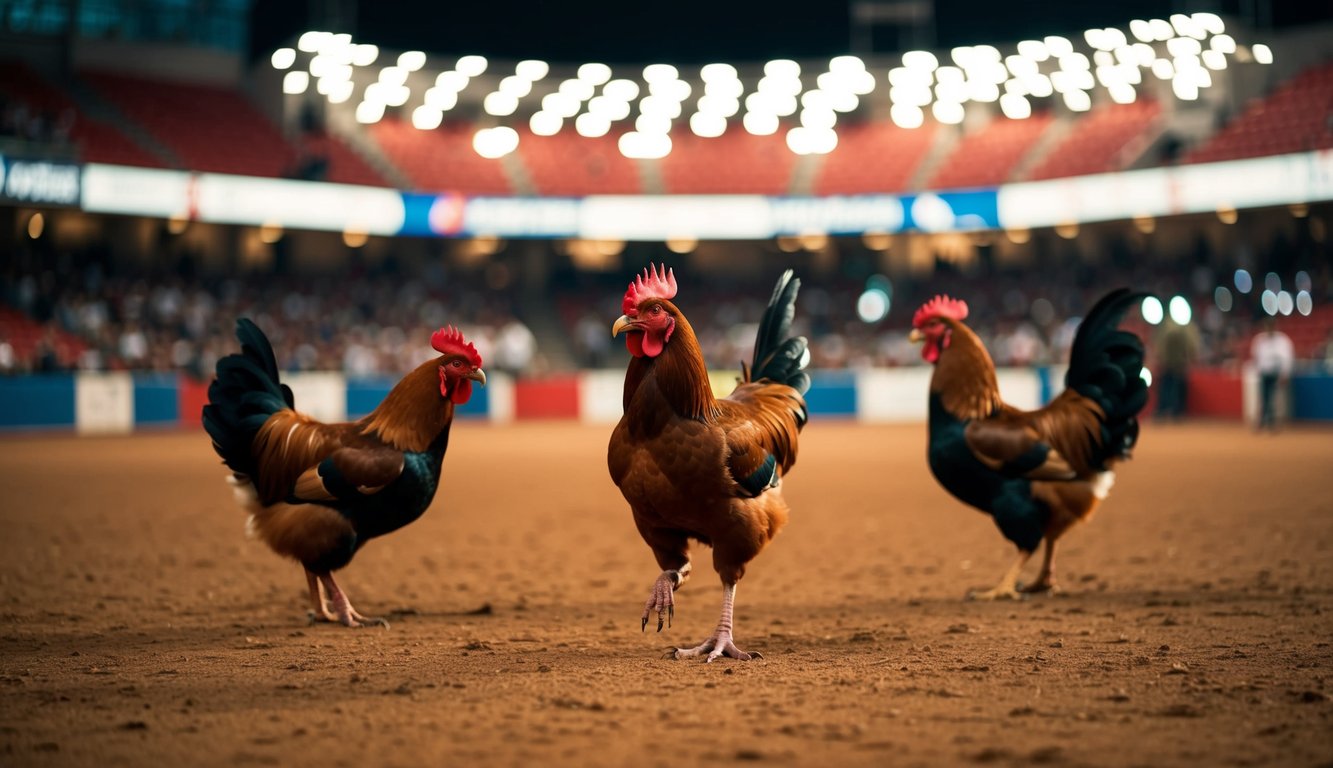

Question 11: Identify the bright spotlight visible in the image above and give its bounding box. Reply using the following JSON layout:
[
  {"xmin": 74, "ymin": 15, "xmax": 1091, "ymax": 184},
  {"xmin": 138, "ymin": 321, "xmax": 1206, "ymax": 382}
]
[
  {"xmin": 932, "ymin": 100, "xmax": 965, "ymax": 124},
  {"xmin": 436, "ymin": 71, "xmax": 468, "ymax": 92},
  {"xmin": 1141, "ymin": 296, "xmax": 1164, "ymax": 325},
  {"xmin": 529, "ymin": 111, "xmax": 562, "ymax": 136},
  {"xmin": 764, "ymin": 59, "xmax": 801, "ymax": 78},
  {"xmin": 1260, "ymin": 289, "xmax": 1278, "ymax": 316},
  {"xmin": 456, "ymin": 55, "xmax": 488, "ymax": 76},
  {"xmin": 700, "ymin": 63, "xmax": 738, "ymax": 81},
  {"xmin": 473, "ymin": 126, "xmax": 518, "ymax": 159},
  {"xmin": 1140, "ymin": 367, "xmax": 1153, "ymax": 387},
  {"xmin": 516, "ymin": 59, "xmax": 550, "ymax": 80},
  {"xmin": 1234, "ymin": 269, "xmax": 1252, "ymax": 294},
  {"xmin": 398, "ymin": 51, "xmax": 426, "ymax": 71},
  {"xmin": 411, "ymin": 105, "xmax": 442, "ymax": 130},
  {"xmin": 689, "ymin": 112, "xmax": 727, "ymax": 138},
  {"xmin": 355, "ymin": 100, "xmax": 385, "ymax": 124},
  {"xmin": 618, "ymin": 131, "xmax": 672, "ymax": 159},
  {"xmin": 1252, "ymin": 44, "xmax": 1273, "ymax": 64},
  {"xmin": 643, "ymin": 63, "xmax": 679, "ymax": 83},
  {"xmin": 742, "ymin": 111, "xmax": 779, "ymax": 136},
  {"xmin": 857, "ymin": 289, "xmax": 891, "ymax": 323},
  {"xmin": 604, "ymin": 79, "xmax": 640, "ymax": 101},
  {"xmin": 352, "ymin": 44, "xmax": 379, "ymax": 67},
  {"xmin": 271, "ymin": 48, "xmax": 296, "ymax": 70},
  {"xmin": 1277, "ymin": 291, "xmax": 1294, "ymax": 316},
  {"xmin": 483, "ymin": 91, "xmax": 519, "ymax": 116},
  {"xmin": 1296, "ymin": 291, "xmax": 1313, "ymax": 316},
  {"xmin": 575, "ymin": 112, "xmax": 612, "ymax": 138},
  {"xmin": 578, "ymin": 62, "xmax": 613, "ymax": 85},
  {"xmin": 282, "ymin": 71, "xmax": 309, "ymax": 94},
  {"xmin": 1168, "ymin": 295, "xmax": 1192, "ymax": 325},
  {"xmin": 889, "ymin": 103, "xmax": 924, "ymax": 129}
]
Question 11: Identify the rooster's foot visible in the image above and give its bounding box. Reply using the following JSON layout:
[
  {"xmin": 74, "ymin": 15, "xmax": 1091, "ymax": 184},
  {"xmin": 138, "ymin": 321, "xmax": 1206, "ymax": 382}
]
[
  {"xmin": 334, "ymin": 608, "xmax": 389, "ymax": 629},
  {"xmin": 1018, "ymin": 579, "xmax": 1059, "ymax": 595},
  {"xmin": 307, "ymin": 606, "xmax": 338, "ymax": 625},
  {"xmin": 668, "ymin": 629, "xmax": 762, "ymax": 663},
  {"xmin": 966, "ymin": 586, "xmax": 1027, "ymax": 601},
  {"xmin": 641, "ymin": 570, "xmax": 679, "ymax": 633}
]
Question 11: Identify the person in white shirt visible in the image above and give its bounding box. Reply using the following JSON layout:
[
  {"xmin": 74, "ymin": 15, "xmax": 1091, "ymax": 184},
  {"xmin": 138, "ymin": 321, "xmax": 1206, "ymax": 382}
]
[{"xmin": 1250, "ymin": 318, "xmax": 1295, "ymax": 431}]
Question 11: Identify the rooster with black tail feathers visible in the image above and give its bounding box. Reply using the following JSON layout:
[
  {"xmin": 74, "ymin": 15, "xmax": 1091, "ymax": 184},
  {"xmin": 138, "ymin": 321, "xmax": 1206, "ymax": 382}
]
[
  {"xmin": 911, "ymin": 289, "xmax": 1151, "ymax": 599},
  {"xmin": 609, "ymin": 266, "xmax": 810, "ymax": 662},
  {"xmin": 203, "ymin": 319, "xmax": 485, "ymax": 627}
]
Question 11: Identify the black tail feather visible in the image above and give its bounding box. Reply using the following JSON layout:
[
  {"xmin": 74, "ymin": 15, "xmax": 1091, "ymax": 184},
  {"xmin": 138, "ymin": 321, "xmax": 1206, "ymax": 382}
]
[
  {"xmin": 202, "ymin": 319, "xmax": 291, "ymax": 477},
  {"xmin": 1065, "ymin": 288, "xmax": 1152, "ymax": 467},
  {"xmin": 748, "ymin": 270, "xmax": 811, "ymax": 420}
]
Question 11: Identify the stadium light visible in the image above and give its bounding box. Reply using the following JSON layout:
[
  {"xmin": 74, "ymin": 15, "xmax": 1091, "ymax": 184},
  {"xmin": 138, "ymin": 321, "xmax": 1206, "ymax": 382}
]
[
  {"xmin": 1108, "ymin": 82, "xmax": 1138, "ymax": 104},
  {"xmin": 436, "ymin": 71, "xmax": 468, "ymax": 91},
  {"xmin": 412, "ymin": 105, "xmax": 443, "ymax": 130},
  {"xmin": 282, "ymin": 71, "xmax": 310, "ymax": 95},
  {"xmin": 1167, "ymin": 37, "xmax": 1202, "ymax": 58},
  {"xmin": 542, "ymin": 92, "xmax": 580, "ymax": 117},
  {"xmin": 378, "ymin": 66, "xmax": 408, "ymax": 86},
  {"xmin": 1170, "ymin": 13, "xmax": 1205, "ymax": 40},
  {"xmin": 1084, "ymin": 28, "xmax": 1108, "ymax": 50},
  {"xmin": 1140, "ymin": 368, "xmax": 1153, "ymax": 387},
  {"xmin": 1140, "ymin": 296, "xmax": 1164, "ymax": 325},
  {"xmin": 1193, "ymin": 12, "xmax": 1225, "ymax": 34},
  {"xmin": 1234, "ymin": 269, "xmax": 1253, "ymax": 294},
  {"xmin": 1296, "ymin": 291, "xmax": 1313, "ymax": 316},
  {"xmin": 398, "ymin": 51, "xmax": 426, "ymax": 71},
  {"xmin": 697, "ymin": 95, "xmax": 740, "ymax": 117},
  {"xmin": 1168, "ymin": 296, "xmax": 1192, "ymax": 325},
  {"xmin": 578, "ymin": 62, "xmax": 613, "ymax": 85},
  {"xmin": 1129, "ymin": 20, "xmax": 1153, "ymax": 42},
  {"xmin": 1005, "ymin": 55, "xmax": 1038, "ymax": 78},
  {"xmin": 1148, "ymin": 18, "xmax": 1174, "ymax": 41},
  {"xmin": 327, "ymin": 79, "xmax": 354, "ymax": 104},
  {"xmin": 1133, "ymin": 43, "xmax": 1156, "ymax": 66},
  {"xmin": 271, "ymin": 48, "xmax": 296, "ymax": 70},
  {"xmin": 1252, "ymin": 44, "xmax": 1273, "ymax": 64},
  {"xmin": 705, "ymin": 78, "xmax": 745, "ymax": 99},
  {"xmin": 643, "ymin": 64, "xmax": 679, "ymax": 83},
  {"xmin": 1016, "ymin": 39, "xmax": 1049, "ymax": 61},
  {"xmin": 473, "ymin": 126, "xmax": 518, "ymax": 158},
  {"xmin": 1043, "ymin": 35, "xmax": 1074, "ymax": 57},
  {"xmin": 857, "ymin": 289, "xmax": 891, "ymax": 323},
  {"xmin": 575, "ymin": 112, "xmax": 612, "ymax": 138},
  {"xmin": 689, "ymin": 112, "xmax": 726, "ymax": 138},
  {"xmin": 559, "ymin": 79, "xmax": 595, "ymax": 101},
  {"xmin": 999, "ymin": 92, "xmax": 1031, "ymax": 119},
  {"xmin": 889, "ymin": 103, "xmax": 924, "ymax": 128},
  {"xmin": 1151, "ymin": 59, "xmax": 1175, "ymax": 79},
  {"xmin": 425, "ymin": 86, "xmax": 458, "ymax": 111},
  {"xmin": 499, "ymin": 76, "xmax": 533, "ymax": 98},
  {"xmin": 967, "ymin": 80, "xmax": 1000, "ymax": 103},
  {"xmin": 1265, "ymin": 272, "xmax": 1281, "ymax": 292},
  {"xmin": 516, "ymin": 59, "xmax": 550, "ymax": 81},
  {"xmin": 1277, "ymin": 290, "xmax": 1294, "ymax": 316},
  {"xmin": 1171, "ymin": 77, "xmax": 1199, "ymax": 100},
  {"xmin": 1214, "ymin": 286, "xmax": 1233, "ymax": 312},
  {"xmin": 895, "ymin": 83, "xmax": 933, "ymax": 106},
  {"xmin": 1062, "ymin": 89, "xmax": 1091, "ymax": 111},
  {"xmin": 764, "ymin": 59, "xmax": 801, "ymax": 78},
  {"xmin": 932, "ymin": 100, "xmax": 965, "ymax": 124},
  {"xmin": 742, "ymin": 111, "xmax": 779, "ymax": 135},
  {"xmin": 1095, "ymin": 49, "xmax": 1116, "ymax": 67},
  {"xmin": 786, "ymin": 126, "xmax": 837, "ymax": 155},
  {"xmin": 701, "ymin": 63, "xmax": 738, "ymax": 81},
  {"xmin": 529, "ymin": 111, "xmax": 561, "ymax": 135},
  {"xmin": 297, "ymin": 31, "xmax": 327, "ymax": 53},
  {"xmin": 589, "ymin": 96, "xmax": 632, "ymax": 121},
  {"xmin": 1210, "ymin": 34, "xmax": 1236, "ymax": 54},
  {"xmin": 902, "ymin": 50, "xmax": 939, "ymax": 71},
  {"xmin": 1022, "ymin": 73, "xmax": 1053, "ymax": 97},
  {"xmin": 456, "ymin": 55, "xmax": 487, "ymax": 76},
  {"xmin": 800, "ymin": 107, "xmax": 837, "ymax": 130},
  {"xmin": 604, "ymin": 79, "xmax": 640, "ymax": 102},
  {"xmin": 352, "ymin": 44, "xmax": 379, "ymax": 67},
  {"xmin": 618, "ymin": 131, "xmax": 671, "ymax": 159},
  {"xmin": 1260, "ymin": 290, "xmax": 1278, "ymax": 316},
  {"xmin": 355, "ymin": 100, "xmax": 385, "ymax": 124},
  {"xmin": 483, "ymin": 92, "xmax": 519, "ymax": 116},
  {"xmin": 634, "ymin": 113, "xmax": 672, "ymax": 134}
]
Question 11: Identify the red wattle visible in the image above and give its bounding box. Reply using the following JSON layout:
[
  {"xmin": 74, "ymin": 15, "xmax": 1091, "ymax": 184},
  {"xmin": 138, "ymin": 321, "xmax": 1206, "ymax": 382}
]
[{"xmin": 626, "ymin": 332, "xmax": 645, "ymax": 357}]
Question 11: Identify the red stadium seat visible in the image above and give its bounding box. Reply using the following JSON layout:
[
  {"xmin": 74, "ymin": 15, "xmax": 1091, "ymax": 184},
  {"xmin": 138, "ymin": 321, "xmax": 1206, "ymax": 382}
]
[
  {"xmin": 659, "ymin": 127, "xmax": 797, "ymax": 195},
  {"xmin": 515, "ymin": 128, "xmax": 642, "ymax": 195},
  {"xmin": 813, "ymin": 121, "xmax": 937, "ymax": 195},
  {"xmin": 369, "ymin": 118, "xmax": 514, "ymax": 195},
  {"xmin": 927, "ymin": 112, "xmax": 1054, "ymax": 189},
  {"xmin": 1028, "ymin": 100, "xmax": 1162, "ymax": 180},
  {"xmin": 1185, "ymin": 60, "xmax": 1333, "ymax": 164}
]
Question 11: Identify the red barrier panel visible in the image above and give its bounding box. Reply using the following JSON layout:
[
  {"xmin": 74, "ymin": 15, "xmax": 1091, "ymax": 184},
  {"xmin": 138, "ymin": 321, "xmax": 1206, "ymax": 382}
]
[
  {"xmin": 177, "ymin": 375, "xmax": 210, "ymax": 429},
  {"xmin": 1186, "ymin": 369, "xmax": 1243, "ymax": 419},
  {"xmin": 513, "ymin": 377, "xmax": 580, "ymax": 420}
]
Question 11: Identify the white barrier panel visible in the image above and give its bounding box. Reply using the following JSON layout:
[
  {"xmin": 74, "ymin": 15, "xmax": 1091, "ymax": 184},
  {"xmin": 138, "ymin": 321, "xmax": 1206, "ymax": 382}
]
[
  {"xmin": 196, "ymin": 174, "xmax": 405, "ymax": 235},
  {"xmin": 995, "ymin": 368, "xmax": 1042, "ymax": 411},
  {"xmin": 75, "ymin": 371, "xmax": 134, "ymax": 435},
  {"xmin": 856, "ymin": 367, "xmax": 932, "ymax": 422},
  {"xmin": 284, "ymin": 372, "xmax": 347, "ymax": 423},
  {"xmin": 579, "ymin": 370, "xmax": 627, "ymax": 424},
  {"xmin": 486, "ymin": 372, "xmax": 515, "ymax": 424},
  {"xmin": 580, "ymin": 195, "xmax": 774, "ymax": 240},
  {"xmin": 81, "ymin": 163, "xmax": 193, "ymax": 218}
]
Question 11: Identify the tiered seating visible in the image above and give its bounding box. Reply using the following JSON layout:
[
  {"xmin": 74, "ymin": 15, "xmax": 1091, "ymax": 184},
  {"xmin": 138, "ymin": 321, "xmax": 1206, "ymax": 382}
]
[
  {"xmin": 0, "ymin": 59, "xmax": 162, "ymax": 167},
  {"xmin": 659, "ymin": 127, "xmax": 796, "ymax": 194},
  {"xmin": 0, "ymin": 308, "xmax": 86, "ymax": 369},
  {"xmin": 516, "ymin": 128, "xmax": 641, "ymax": 196},
  {"xmin": 813, "ymin": 121, "xmax": 937, "ymax": 195},
  {"xmin": 1027, "ymin": 100, "xmax": 1161, "ymax": 180},
  {"xmin": 370, "ymin": 119, "xmax": 513, "ymax": 194},
  {"xmin": 927, "ymin": 112, "xmax": 1054, "ymax": 190},
  {"xmin": 299, "ymin": 131, "xmax": 388, "ymax": 187},
  {"xmin": 1186, "ymin": 61, "xmax": 1333, "ymax": 164},
  {"xmin": 83, "ymin": 71, "xmax": 294, "ymax": 177}
]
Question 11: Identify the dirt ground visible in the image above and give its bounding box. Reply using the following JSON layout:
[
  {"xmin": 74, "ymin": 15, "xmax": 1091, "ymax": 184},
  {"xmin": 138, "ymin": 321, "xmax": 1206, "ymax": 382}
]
[{"xmin": 1, "ymin": 421, "xmax": 1331, "ymax": 767}]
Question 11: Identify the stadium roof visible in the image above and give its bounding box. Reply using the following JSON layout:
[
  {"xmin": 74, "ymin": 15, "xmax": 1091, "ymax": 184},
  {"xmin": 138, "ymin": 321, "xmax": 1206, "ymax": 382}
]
[{"xmin": 251, "ymin": 0, "xmax": 1333, "ymax": 65}]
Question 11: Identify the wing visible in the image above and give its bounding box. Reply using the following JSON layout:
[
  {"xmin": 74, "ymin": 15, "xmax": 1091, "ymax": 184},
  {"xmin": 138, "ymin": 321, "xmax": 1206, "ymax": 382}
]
[
  {"xmin": 963, "ymin": 416, "xmax": 1077, "ymax": 481},
  {"xmin": 290, "ymin": 445, "xmax": 406, "ymax": 504},
  {"xmin": 980, "ymin": 388, "xmax": 1108, "ymax": 480},
  {"xmin": 717, "ymin": 381, "xmax": 805, "ymax": 497}
]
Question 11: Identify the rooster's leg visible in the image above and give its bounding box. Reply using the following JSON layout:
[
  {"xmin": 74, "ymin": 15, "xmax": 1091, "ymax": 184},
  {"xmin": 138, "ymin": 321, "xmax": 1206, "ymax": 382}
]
[
  {"xmin": 305, "ymin": 568, "xmax": 338, "ymax": 623},
  {"xmin": 642, "ymin": 563, "xmax": 691, "ymax": 632},
  {"xmin": 669, "ymin": 583, "xmax": 760, "ymax": 662},
  {"xmin": 316, "ymin": 573, "xmax": 389, "ymax": 629},
  {"xmin": 968, "ymin": 550, "xmax": 1032, "ymax": 601},
  {"xmin": 1019, "ymin": 539, "xmax": 1058, "ymax": 594}
]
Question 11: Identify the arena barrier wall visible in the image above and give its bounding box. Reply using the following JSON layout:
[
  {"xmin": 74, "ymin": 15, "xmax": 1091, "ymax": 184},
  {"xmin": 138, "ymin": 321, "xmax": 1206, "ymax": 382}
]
[{"xmin": 2, "ymin": 368, "xmax": 1330, "ymax": 434}]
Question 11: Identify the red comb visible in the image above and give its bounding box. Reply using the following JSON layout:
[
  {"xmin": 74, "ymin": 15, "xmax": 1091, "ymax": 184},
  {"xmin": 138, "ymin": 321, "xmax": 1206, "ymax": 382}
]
[
  {"xmin": 912, "ymin": 295, "xmax": 969, "ymax": 328},
  {"xmin": 622, "ymin": 264, "xmax": 678, "ymax": 315},
  {"xmin": 430, "ymin": 326, "xmax": 483, "ymax": 367}
]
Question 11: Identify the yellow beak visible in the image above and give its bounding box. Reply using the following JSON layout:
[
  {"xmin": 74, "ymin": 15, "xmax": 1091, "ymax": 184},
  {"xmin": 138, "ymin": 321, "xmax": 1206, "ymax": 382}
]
[
  {"xmin": 909, "ymin": 329, "xmax": 925, "ymax": 344},
  {"xmin": 612, "ymin": 315, "xmax": 637, "ymax": 337},
  {"xmin": 468, "ymin": 368, "xmax": 487, "ymax": 386}
]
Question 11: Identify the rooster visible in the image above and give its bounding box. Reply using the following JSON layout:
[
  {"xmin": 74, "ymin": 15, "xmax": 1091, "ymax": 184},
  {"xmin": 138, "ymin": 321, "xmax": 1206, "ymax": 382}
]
[
  {"xmin": 610, "ymin": 265, "xmax": 809, "ymax": 661},
  {"xmin": 203, "ymin": 320, "xmax": 485, "ymax": 627},
  {"xmin": 910, "ymin": 289, "xmax": 1149, "ymax": 599}
]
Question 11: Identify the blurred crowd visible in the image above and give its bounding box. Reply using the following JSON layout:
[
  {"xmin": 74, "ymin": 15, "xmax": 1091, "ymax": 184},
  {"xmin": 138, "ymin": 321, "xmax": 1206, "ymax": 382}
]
[{"xmin": 3, "ymin": 242, "xmax": 1331, "ymax": 378}]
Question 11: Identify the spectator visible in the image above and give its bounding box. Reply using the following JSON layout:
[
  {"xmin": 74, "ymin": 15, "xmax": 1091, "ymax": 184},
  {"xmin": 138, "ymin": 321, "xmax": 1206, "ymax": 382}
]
[
  {"xmin": 1155, "ymin": 319, "xmax": 1200, "ymax": 421},
  {"xmin": 1250, "ymin": 317, "xmax": 1294, "ymax": 432}
]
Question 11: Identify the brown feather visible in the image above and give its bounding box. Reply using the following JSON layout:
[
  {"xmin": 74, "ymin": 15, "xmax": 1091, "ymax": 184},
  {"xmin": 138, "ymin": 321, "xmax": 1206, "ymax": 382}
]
[
  {"xmin": 931, "ymin": 320, "xmax": 1002, "ymax": 421},
  {"xmin": 359, "ymin": 358, "xmax": 455, "ymax": 452}
]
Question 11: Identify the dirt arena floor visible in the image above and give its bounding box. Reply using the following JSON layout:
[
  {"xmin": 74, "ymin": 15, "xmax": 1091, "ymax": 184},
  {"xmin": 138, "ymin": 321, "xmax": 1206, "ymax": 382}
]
[{"xmin": 1, "ymin": 421, "xmax": 1331, "ymax": 767}]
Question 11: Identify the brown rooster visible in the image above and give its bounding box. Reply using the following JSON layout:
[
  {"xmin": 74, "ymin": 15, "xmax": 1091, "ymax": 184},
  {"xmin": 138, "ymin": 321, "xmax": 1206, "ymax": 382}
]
[
  {"xmin": 610, "ymin": 265, "xmax": 809, "ymax": 661},
  {"xmin": 203, "ymin": 320, "xmax": 485, "ymax": 627},
  {"xmin": 910, "ymin": 289, "xmax": 1149, "ymax": 599}
]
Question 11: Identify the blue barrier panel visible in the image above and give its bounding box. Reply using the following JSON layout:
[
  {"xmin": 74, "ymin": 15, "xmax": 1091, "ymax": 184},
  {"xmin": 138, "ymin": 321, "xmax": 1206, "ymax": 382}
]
[
  {"xmin": 133, "ymin": 373, "xmax": 179, "ymax": 425},
  {"xmin": 346, "ymin": 376, "xmax": 396, "ymax": 420},
  {"xmin": 0, "ymin": 375, "xmax": 76, "ymax": 429},
  {"xmin": 806, "ymin": 370, "xmax": 858, "ymax": 417},
  {"xmin": 455, "ymin": 376, "xmax": 490, "ymax": 418},
  {"xmin": 1291, "ymin": 373, "xmax": 1333, "ymax": 421}
]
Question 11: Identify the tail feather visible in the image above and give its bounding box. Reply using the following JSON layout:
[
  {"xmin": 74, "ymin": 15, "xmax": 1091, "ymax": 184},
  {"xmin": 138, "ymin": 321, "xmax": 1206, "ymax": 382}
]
[
  {"xmin": 203, "ymin": 319, "xmax": 291, "ymax": 477},
  {"xmin": 1065, "ymin": 289, "xmax": 1151, "ymax": 465},
  {"xmin": 747, "ymin": 270, "xmax": 810, "ymax": 422}
]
